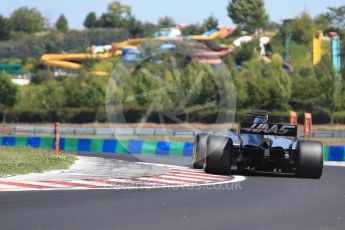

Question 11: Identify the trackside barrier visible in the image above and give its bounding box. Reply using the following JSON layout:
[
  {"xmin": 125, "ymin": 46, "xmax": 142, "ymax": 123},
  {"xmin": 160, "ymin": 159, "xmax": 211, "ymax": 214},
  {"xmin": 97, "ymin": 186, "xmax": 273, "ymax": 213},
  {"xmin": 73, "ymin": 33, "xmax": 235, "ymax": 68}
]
[
  {"xmin": 323, "ymin": 146, "xmax": 345, "ymax": 161},
  {"xmin": 290, "ymin": 111, "xmax": 298, "ymax": 125},
  {"xmin": 304, "ymin": 113, "xmax": 312, "ymax": 140},
  {"xmin": 54, "ymin": 123, "xmax": 60, "ymax": 154},
  {"xmin": 0, "ymin": 136, "xmax": 194, "ymax": 157},
  {"xmin": 0, "ymin": 136, "xmax": 344, "ymax": 161},
  {"xmin": 0, "ymin": 126, "xmax": 344, "ymax": 139}
]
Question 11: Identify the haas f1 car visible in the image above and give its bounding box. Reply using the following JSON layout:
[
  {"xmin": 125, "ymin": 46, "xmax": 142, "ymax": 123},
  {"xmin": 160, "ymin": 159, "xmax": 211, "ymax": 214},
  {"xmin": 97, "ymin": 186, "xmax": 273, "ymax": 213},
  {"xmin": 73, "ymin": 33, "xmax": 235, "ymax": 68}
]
[{"xmin": 192, "ymin": 111, "xmax": 323, "ymax": 178}]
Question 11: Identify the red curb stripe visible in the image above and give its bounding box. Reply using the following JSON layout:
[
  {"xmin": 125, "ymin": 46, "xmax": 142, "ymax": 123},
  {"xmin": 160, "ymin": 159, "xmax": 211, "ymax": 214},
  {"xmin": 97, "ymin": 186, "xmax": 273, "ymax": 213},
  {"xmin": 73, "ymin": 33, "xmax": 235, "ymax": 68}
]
[
  {"xmin": 170, "ymin": 173, "xmax": 224, "ymax": 181},
  {"xmin": 170, "ymin": 169, "xmax": 230, "ymax": 179},
  {"xmin": 157, "ymin": 176, "xmax": 206, "ymax": 184},
  {"xmin": 86, "ymin": 179, "xmax": 136, "ymax": 187},
  {"xmin": 86, "ymin": 179, "xmax": 117, "ymax": 185},
  {"xmin": 89, "ymin": 178, "xmax": 175, "ymax": 188},
  {"xmin": 170, "ymin": 171, "xmax": 229, "ymax": 179},
  {"xmin": 128, "ymin": 177, "xmax": 181, "ymax": 186},
  {"xmin": 42, "ymin": 180, "xmax": 99, "ymax": 188},
  {"xmin": 0, "ymin": 181, "xmax": 53, "ymax": 189}
]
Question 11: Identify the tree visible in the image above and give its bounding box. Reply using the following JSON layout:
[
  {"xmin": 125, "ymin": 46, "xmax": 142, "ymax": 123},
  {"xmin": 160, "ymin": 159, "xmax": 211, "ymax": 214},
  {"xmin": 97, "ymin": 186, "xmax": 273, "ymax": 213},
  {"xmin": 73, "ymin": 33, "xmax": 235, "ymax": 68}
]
[
  {"xmin": 314, "ymin": 13, "xmax": 332, "ymax": 31},
  {"xmin": 35, "ymin": 82, "xmax": 65, "ymax": 111},
  {"xmin": 290, "ymin": 13, "xmax": 315, "ymax": 45},
  {"xmin": 202, "ymin": 15, "xmax": 218, "ymax": 31},
  {"xmin": 0, "ymin": 73, "xmax": 18, "ymax": 108},
  {"xmin": 239, "ymin": 59, "xmax": 291, "ymax": 111},
  {"xmin": 224, "ymin": 57, "xmax": 248, "ymax": 108},
  {"xmin": 0, "ymin": 15, "xmax": 10, "ymax": 40},
  {"xmin": 158, "ymin": 16, "xmax": 175, "ymax": 28},
  {"xmin": 0, "ymin": 73, "xmax": 18, "ymax": 122},
  {"xmin": 9, "ymin": 7, "xmax": 45, "ymax": 33},
  {"xmin": 31, "ymin": 70, "xmax": 53, "ymax": 84},
  {"xmin": 290, "ymin": 70, "xmax": 322, "ymax": 112},
  {"xmin": 181, "ymin": 23, "xmax": 203, "ymax": 36},
  {"xmin": 266, "ymin": 21, "xmax": 281, "ymax": 31},
  {"xmin": 99, "ymin": 1, "xmax": 132, "ymax": 28},
  {"xmin": 227, "ymin": 0, "xmax": 268, "ymax": 33},
  {"xmin": 128, "ymin": 16, "xmax": 144, "ymax": 36},
  {"xmin": 64, "ymin": 77, "xmax": 105, "ymax": 108},
  {"xmin": 314, "ymin": 55, "xmax": 343, "ymax": 122},
  {"xmin": 55, "ymin": 14, "xmax": 68, "ymax": 32},
  {"xmin": 233, "ymin": 40, "xmax": 257, "ymax": 65},
  {"xmin": 326, "ymin": 6, "xmax": 345, "ymax": 28},
  {"xmin": 84, "ymin": 12, "xmax": 98, "ymax": 28}
]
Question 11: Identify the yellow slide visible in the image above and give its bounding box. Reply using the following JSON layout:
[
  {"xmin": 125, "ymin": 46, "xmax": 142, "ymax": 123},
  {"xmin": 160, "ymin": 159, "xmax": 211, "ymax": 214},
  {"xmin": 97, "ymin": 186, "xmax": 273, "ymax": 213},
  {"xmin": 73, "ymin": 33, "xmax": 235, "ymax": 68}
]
[
  {"xmin": 41, "ymin": 49, "xmax": 125, "ymax": 76},
  {"xmin": 41, "ymin": 28, "xmax": 233, "ymax": 74},
  {"xmin": 41, "ymin": 53, "xmax": 115, "ymax": 71},
  {"xmin": 41, "ymin": 40, "xmax": 140, "ymax": 74},
  {"xmin": 192, "ymin": 28, "xmax": 233, "ymax": 41},
  {"xmin": 313, "ymin": 31, "xmax": 322, "ymax": 65}
]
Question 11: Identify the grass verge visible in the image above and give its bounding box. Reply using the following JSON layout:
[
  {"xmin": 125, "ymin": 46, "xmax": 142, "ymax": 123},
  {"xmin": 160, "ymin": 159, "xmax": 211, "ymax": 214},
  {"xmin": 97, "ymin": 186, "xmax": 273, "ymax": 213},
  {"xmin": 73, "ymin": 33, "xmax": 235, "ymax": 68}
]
[{"xmin": 0, "ymin": 146, "xmax": 77, "ymax": 177}]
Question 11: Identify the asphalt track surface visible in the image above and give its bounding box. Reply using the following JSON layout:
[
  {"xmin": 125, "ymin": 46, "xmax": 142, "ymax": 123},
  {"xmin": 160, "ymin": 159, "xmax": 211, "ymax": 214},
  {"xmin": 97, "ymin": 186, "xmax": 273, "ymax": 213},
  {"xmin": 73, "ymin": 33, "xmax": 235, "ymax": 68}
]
[{"xmin": 0, "ymin": 154, "xmax": 344, "ymax": 230}]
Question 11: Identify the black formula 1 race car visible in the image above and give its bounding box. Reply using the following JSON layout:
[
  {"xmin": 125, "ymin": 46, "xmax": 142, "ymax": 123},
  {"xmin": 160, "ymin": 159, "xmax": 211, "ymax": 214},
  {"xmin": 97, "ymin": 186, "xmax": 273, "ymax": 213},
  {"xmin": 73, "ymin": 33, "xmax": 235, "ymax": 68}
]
[{"xmin": 192, "ymin": 111, "xmax": 323, "ymax": 178}]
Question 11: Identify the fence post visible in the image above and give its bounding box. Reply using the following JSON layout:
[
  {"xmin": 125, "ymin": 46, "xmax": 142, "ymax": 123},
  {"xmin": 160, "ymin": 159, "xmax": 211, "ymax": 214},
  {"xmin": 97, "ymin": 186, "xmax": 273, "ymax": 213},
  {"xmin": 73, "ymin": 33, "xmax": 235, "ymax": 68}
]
[
  {"xmin": 290, "ymin": 111, "xmax": 298, "ymax": 125},
  {"xmin": 304, "ymin": 113, "xmax": 312, "ymax": 140},
  {"xmin": 54, "ymin": 123, "xmax": 60, "ymax": 154},
  {"xmin": 11, "ymin": 124, "xmax": 16, "ymax": 136}
]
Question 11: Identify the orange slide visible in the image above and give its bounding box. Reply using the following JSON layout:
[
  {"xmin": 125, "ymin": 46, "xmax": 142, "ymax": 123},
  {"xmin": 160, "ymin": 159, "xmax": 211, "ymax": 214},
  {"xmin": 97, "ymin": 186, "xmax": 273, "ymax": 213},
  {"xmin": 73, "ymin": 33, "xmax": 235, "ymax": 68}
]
[
  {"xmin": 41, "ymin": 53, "xmax": 115, "ymax": 70},
  {"xmin": 41, "ymin": 39, "xmax": 141, "ymax": 75},
  {"xmin": 192, "ymin": 28, "xmax": 234, "ymax": 41},
  {"xmin": 41, "ymin": 28, "xmax": 234, "ymax": 73},
  {"xmin": 41, "ymin": 52, "xmax": 120, "ymax": 76}
]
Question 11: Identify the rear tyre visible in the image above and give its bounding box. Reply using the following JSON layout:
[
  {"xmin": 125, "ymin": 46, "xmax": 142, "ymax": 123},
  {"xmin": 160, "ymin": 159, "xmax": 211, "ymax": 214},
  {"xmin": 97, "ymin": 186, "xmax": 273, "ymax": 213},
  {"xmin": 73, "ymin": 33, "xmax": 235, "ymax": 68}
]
[
  {"xmin": 204, "ymin": 135, "xmax": 232, "ymax": 175},
  {"xmin": 192, "ymin": 134, "xmax": 208, "ymax": 169},
  {"xmin": 296, "ymin": 140, "xmax": 323, "ymax": 179}
]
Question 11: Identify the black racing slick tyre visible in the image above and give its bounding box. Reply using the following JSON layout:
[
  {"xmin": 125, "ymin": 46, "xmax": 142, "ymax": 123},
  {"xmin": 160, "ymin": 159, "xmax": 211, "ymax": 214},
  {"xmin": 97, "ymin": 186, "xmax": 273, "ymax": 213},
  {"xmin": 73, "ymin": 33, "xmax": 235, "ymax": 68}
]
[
  {"xmin": 296, "ymin": 140, "xmax": 323, "ymax": 179},
  {"xmin": 192, "ymin": 133, "xmax": 208, "ymax": 169},
  {"xmin": 204, "ymin": 135, "xmax": 232, "ymax": 175}
]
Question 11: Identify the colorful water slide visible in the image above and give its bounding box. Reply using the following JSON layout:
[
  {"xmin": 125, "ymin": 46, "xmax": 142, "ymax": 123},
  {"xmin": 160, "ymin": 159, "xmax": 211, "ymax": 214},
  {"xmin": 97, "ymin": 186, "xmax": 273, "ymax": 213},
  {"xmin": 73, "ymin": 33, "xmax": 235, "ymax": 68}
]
[
  {"xmin": 330, "ymin": 32, "xmax": 341, "ymax": 73},
  {"xmin": 41, "ymin": 27, "xmax": 235, "ymax": 71},
  {"xmin": 192, "ymin": 28, "xmax": 233, "ymax": 41},
  {"xmin": 191, "ymin": 46, "xmax": 234, "ymax": 64},
  {"xmin": 191, "ymin": 47, "xmax": 234, "ymax": 58},
  {"xmin": 313, "ymin": 31, "xmax": 323, "ymax": 65},
  {"xmin": 41, "ymin": 42, "xmax": 139, "ymax": 73},
  {"xmin": 41, "ymin": 36, "xmax": 145, "ymax": 71},
  {"xmin": 112, "ymin": 38, "xmax": 143, "ymax": 50},
  {"xmin": 41, "ymin": 52, "xmax": 116, "ymax": 71}
]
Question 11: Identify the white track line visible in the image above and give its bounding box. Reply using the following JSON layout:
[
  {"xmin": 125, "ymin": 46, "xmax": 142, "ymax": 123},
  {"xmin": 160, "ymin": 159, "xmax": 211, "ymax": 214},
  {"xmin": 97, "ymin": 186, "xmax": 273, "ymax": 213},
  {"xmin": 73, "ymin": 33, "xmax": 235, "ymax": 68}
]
[
  {"xmin": 135, "ymin": 177, "xmax": 186, "ymax": 185},
  {"xmin": 170, "ymin": 173, "xmax": 226, "ymax": 181},
  {"xmin": 125, "ymin": 177, "xmax": 184, "ymax": 186},
  {"xmin": 324, "ymin": 161, "xmax": 345, "ymax": 167},
  {"xmin": 170, "ymin": 169, "xmax": 230, "ymax": 179},
  {"xmin": 158, "ymin": 175, "xmax": 211, "ymax": 184},
  {"xmin": 20, "ymin": 181, "xmax": 69, "ymax": 188},
  {"xmin": 66, "ymin": 179, "xmax": 116, "ymax": 187},
  {"xmin": 0, "ymin": 184, "xmax": 20, "ymax": 189}
]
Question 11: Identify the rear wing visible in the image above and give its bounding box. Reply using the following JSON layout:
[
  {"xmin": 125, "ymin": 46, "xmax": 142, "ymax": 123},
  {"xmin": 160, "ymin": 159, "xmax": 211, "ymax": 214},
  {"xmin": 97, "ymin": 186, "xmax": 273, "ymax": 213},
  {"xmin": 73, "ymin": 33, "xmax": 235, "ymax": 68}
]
[{"xmin": 240, "ymin": 123, "xmax": 298, "ymax": 137}]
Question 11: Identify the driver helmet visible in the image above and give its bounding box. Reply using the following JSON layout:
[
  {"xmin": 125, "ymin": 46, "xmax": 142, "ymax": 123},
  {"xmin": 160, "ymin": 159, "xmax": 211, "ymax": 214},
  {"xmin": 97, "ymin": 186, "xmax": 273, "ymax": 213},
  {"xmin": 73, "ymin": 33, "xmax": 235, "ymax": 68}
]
[{"xmin": 253, "ymin": 115, "xmax": 268, "ymax": 124}]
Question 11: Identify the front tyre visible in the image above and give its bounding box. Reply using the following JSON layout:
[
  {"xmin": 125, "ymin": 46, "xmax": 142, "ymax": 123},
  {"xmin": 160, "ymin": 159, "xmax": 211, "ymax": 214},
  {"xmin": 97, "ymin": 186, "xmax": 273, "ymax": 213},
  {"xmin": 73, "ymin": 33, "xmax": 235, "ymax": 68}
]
[
  {"xmin": 192, "ymin": 133, "xmax": 208, "ymax": 169},
  {"xmin": 296, "ymin": 140, "xmax": 323, "ymax": 179},
  {"xmin": 204, "ymin": 135, "xmax": 232, "ymax": 175}
]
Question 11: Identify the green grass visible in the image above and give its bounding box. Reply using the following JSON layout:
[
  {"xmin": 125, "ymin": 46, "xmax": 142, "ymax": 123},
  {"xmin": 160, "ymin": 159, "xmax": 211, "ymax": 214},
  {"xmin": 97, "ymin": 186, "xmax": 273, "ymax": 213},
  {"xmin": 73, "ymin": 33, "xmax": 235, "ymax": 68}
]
[{"xmin": 0, "ymin": 146, "xmax": 77, "ymax": 177}]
